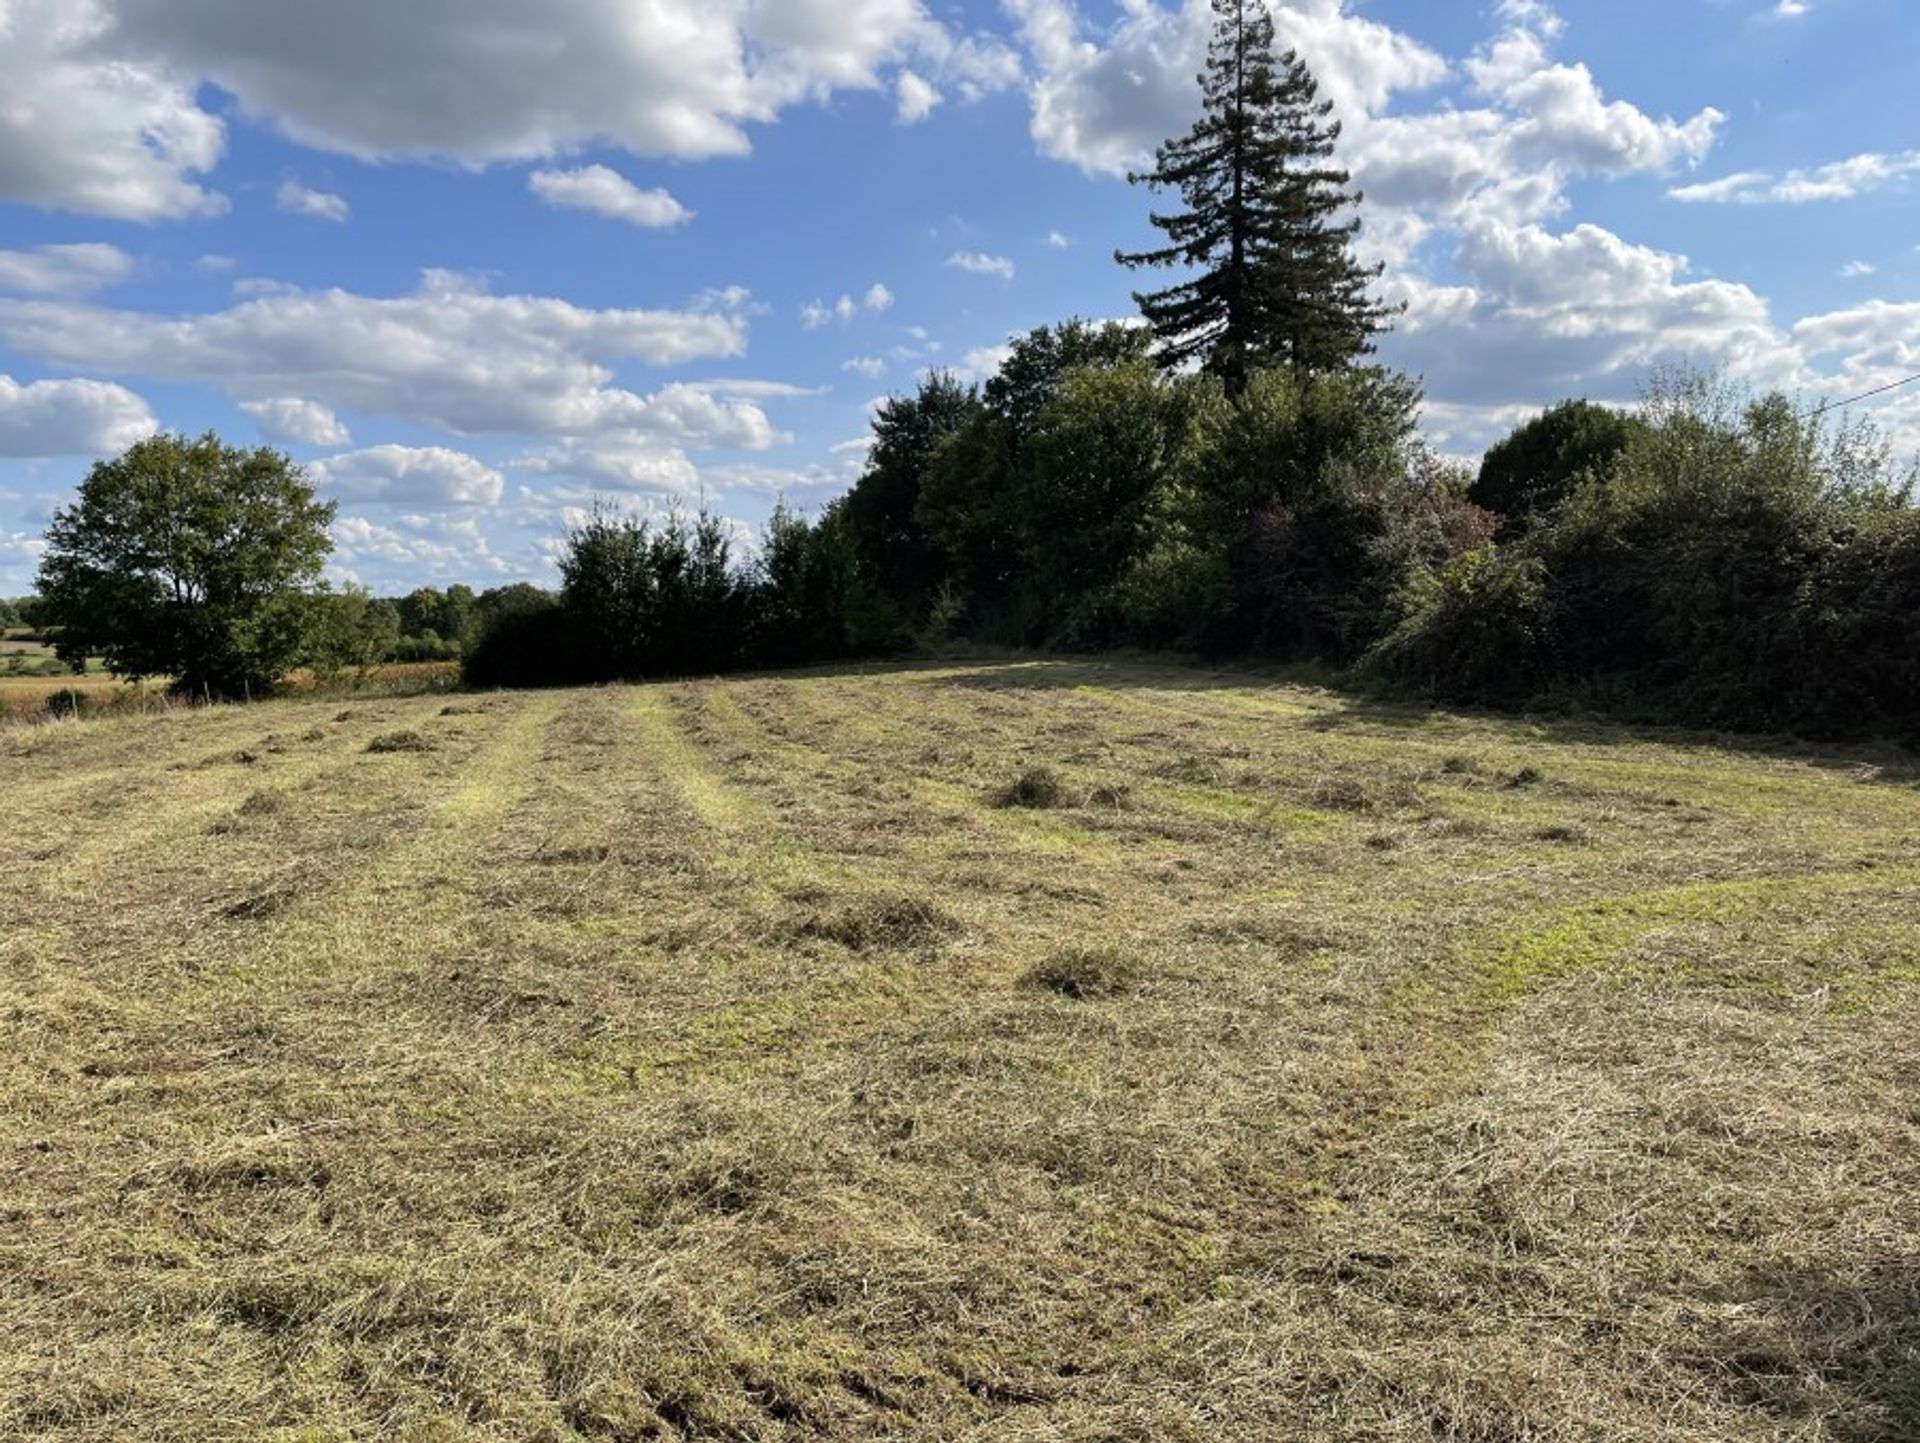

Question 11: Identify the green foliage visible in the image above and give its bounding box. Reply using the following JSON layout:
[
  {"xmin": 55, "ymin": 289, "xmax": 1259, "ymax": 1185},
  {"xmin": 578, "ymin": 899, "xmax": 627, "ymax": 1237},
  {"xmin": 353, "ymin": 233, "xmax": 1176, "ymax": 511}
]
[
  {"xmin": 1471, "ymin": 399, "xmax": 1643, "ymax": 527},
  {"xmin": 1117, "ymin": 0, "xmax": 1396, "ymax": 389},
  {"xmin": 462, "ymin": 589, "xmax": 576, "ymax": 689},
  {"xmin": 0, "ymin": 597, "xmax": 21, "ymax": 628},
  {"xmin": 916, "ymin": 321, "xmax": 1166, "ymax": 642},
  {"xmin": 35, "ymin": 432, "xmax": 336, "ymax": 699},
  {"xmin": 306, "ymin": 587, "xmax": 402, "ymax": 683},
  {"xmin": 1367, "ymin": 547, "xmax": 1550, "ymax": 704},
  {"xmin": 562, "ymin": 506, "xmax": 745, "ymax": 678},
  {"xmin": 840, "ymin": 371, "xmax": 980, "ymax": 614},
  {"xmin": 1180, "ymin": 366, "xmax": 1458, "ymax": 658},
  {"xmin": 1522, "ymin": 373, "xmax": 1919, "ymax": 733},
  {"xmin": 393, "ymin": 584, "xmax": 478, "ymax": 654}
]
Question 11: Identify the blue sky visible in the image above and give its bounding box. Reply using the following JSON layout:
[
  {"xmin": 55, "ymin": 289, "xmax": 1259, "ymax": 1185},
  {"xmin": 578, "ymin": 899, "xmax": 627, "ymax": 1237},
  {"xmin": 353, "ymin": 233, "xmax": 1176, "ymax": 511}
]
[{"xmin": 0, "ymin": 0, "xmax": 1915, "ymax": 593}]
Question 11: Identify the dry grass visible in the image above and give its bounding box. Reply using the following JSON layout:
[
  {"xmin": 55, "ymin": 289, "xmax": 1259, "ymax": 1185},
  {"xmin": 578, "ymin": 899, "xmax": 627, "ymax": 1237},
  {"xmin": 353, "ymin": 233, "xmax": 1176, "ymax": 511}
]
[{"xmin": 2, "ymin": 656, "xmax": 1917, "ymax": 1441}]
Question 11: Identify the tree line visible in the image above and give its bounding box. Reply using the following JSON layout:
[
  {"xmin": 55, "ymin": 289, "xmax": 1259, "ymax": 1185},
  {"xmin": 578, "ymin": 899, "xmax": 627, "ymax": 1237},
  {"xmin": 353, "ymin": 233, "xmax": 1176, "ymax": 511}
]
[{"xmin": 21, "ymin": 0, "xmax": 1920, "ymax": 739}]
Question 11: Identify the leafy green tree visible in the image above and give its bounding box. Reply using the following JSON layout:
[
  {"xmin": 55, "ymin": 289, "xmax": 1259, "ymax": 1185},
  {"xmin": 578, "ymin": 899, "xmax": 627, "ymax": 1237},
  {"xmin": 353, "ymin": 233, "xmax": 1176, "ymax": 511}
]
[
  {"xmin": 916, "ymin": 321, "xmax": 1156, "ymax": 638},
  {"xmin": 1117, "ymin": 0, "xmax": 1395, "ymax": 391},
  {"xmin": 307, "ymin": 586, "xmax": 401, "ymax": 682},
  {"xmin": 840, "ymin": 371, "xmax": 981, "ymax": 614},
  {"xmin": 0, "ymin": 597, "xmax": 21, "ymax": 628},
  {"xmin": 560, "ymin": 506, "xmax": 743, "ymax": 678},
  {"xmin": 475, "ymin": 582, "xmax": 553, "ymax": 626},
  {"xmin": 1471, "ymin": 399, "xmax": 1642, "ymax": 527},
  {"xmin": 1013, "ymin": 360, "xmax": 1174, "ymax": 642},
  {"xmin": 35, "ymin": 432, "xmax": 336, "ymax": 698}
]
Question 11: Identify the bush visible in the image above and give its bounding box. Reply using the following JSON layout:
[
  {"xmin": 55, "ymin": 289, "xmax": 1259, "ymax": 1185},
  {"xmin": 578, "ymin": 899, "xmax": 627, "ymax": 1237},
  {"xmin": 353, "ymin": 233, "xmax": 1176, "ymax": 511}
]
[
  {"xmin": 1471, "ymin": 399, "xmax": 1643, "ymax": 528},
  {"xmin": 1367, "ymin": 547, "xmax": 1550, "ymax": 705},
  {"xmin": 462, "ymin": 595, "xmax": 585, "ymax": 690}
]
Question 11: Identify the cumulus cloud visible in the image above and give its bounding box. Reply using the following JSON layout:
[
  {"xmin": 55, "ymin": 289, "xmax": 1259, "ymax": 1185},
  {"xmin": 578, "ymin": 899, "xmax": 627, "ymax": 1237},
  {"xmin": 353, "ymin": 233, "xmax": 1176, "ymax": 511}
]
[
  {"xmin": 1670, "ymin": 151, "xmax": 1920, "ymax": 205},
  {"xmin": 516, "ymin": 438, "xmax": 702, "ymax": 497},
  {"xmin": 0, "ymin": 244, "xmax": 134, "ymax": 298},
  {"xmin": 0, "ymin": 374, "xmax": 157, "ymax": 457},
  {"xmin": 330, "ymin": 513, "xmax": 513, "ymax": 583},
  {"xmin": 276, "ymin": 180, "xmax": 350, "ymax": 221},
  {"xmin": 1376, "ymin": 218, "xmax": 1797, "ymax": 449},
  {"xmin": 0, "ymin": 0, "xmax": 226, "ymax": 220},
  {"xmin": 1003, "ymin": 0, "xmax": 1448, "ymax": 178},
  {"xmin": 0, "ymin": 0, "xmax": 1026, "ymax": 221},
  {"xmin": 802, "ymin": 283, "xmax": 894, "ymax": 328},
  {"xmin": 312, "ymin": 445, "xmax": 506, "ymax": 507},
  {"xmin": 0, "ymin": 270, "xmax": 754, "ymax": 437},
  {"xmin": 240, "ymin": 397, "xmax": 352, "ymax": 446},
  {"xmin": 87, "ymin": 0, "xmax": 954, "ymax": 167},
  {"xmin": 528, "ymin": 165, "xmax": 693, "ymax": 228},
  {"xmin": 843, "ymin": 356, "xmax": 887, "ymax": 378},
  {"xmin": 954, "ymin": 344, "xmax": 1013, "ymax": 382},
  {"xmin": 1004, "ymin": 0, "xmax": 1719, "ymax": 273},
  {"xmin": 947, "ymin": 250, "xmax": 1015, "ymax": 279},
  {"xmin": 897, "ymin": 71, "xmax": 942, "ymax": 123}
]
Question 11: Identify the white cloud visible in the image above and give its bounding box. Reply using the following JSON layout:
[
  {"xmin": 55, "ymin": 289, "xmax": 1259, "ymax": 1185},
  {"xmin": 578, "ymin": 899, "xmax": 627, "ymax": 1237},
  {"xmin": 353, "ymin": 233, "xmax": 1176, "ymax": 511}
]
[
  {"xmin": 1044, "ymin": 230, "xmax": 1070, "ymax": 248},
  {"xmin": 330, "ymin": 513, "xmax": 512, "ymax": 582},
  {"xmin": 194, "ymin": 254, "xmax": 238, "ymax": 275},
  {"xmin": 312, "ymin": 445, "xmax": 506, "ymax": 507},
  {"xmin": 1003, "ymin": 0, "xmax": 1448, "ymax": 179},
  {"xmin": 91, "ymin": 0, "xmax": 946, "ymax": 166},
  {"xmin": 0, "ymin": 0, "xmax": 1025, "ymax": 221},
  {"xmin": 1838, "ymin": 260, "xmax": 1877, "ymax": 279},
  {"xmin": 1378, "ymin": 217, "xmax": 1797, "ymax": 449},
  {"xmin": 802, "ymin": 283, "xmax": 895, "ymax": 328},
  {"xmin": 276, "ymin": 180, "xmax": 350, "ymax": 222},
  {"xmin": 0, "ymin": 244, "xmax": 134, "ymax": 298},
  {"xmin": 0, "ymin": 374, "xmax": 157, "ymax": 457},
  {"xmin": 954, "ymin": 344, "xmax": 1012, "ymax": 382},
  {"xmin": 1670, "ymin": 151, "xmax": 1920, "ymax": 205},
  {"xmin": 240, "ymin": 397, "xmax": 352, "ymax": 446},
  {"xmin": 516, "ymin": 438, "xmax": 702, "ymax": 497},
  {"xmin": 1774, "ymin": 1, "xmax": 1810, "ymax": 17},
  {"xmin": 843, "ymin": 356, "xmax": 887, "ymax": 378},
  {"xmin": 947, "ymin": 250, "xmax": 1015, "ymax": 280},
  {"xmin": 897, "ymin": 70, "xmax": 942, "ymax": 123},
  {"xmin": 528, "ymin": 165, "xmax": 693, "ymax": 228},
  {"xmin": 0, "ymin": 0, "xmax": 227, "ymax": 221},
  {"xmin": 0, "ymin": 270, "xmax": 754, "ymax": 437}
]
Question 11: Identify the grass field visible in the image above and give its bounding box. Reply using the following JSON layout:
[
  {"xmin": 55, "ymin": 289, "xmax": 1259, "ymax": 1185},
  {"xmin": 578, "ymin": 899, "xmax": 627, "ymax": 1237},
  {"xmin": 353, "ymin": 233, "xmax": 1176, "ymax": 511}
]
[{"xmin": 3, "ymin": 657, "xmax": 1917, "ymax": 1441}]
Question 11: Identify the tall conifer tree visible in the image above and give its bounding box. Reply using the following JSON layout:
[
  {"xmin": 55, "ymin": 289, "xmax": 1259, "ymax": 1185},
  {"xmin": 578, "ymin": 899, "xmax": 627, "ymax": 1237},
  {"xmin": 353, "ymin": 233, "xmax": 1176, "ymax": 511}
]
[{"xmin": 1116, "ymin": 0, "xmax": 1396, "ymax": 392}]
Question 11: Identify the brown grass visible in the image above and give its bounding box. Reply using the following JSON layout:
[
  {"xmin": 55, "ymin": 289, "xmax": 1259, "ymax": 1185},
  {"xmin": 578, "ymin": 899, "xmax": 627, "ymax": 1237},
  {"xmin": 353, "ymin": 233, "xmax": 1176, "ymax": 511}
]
[{"xmin": 1, "ymin": 656, "xmax": 1916, "ymax": 1440}]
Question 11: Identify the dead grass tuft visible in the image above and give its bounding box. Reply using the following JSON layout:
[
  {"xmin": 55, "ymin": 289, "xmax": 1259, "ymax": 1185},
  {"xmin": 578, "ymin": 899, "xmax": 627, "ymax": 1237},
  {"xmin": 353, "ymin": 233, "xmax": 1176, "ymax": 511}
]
[
  {"xmin": 792, "ymin": 892, "xmax": 960, "ymax": 952},
  {"xmin": 366, "ymin": 728, "xmax": 436, "ymax": 754},
  {"xmin": 991, "ymin": 763, "xmax": 1068, "ymax": 809},
  {"xmin": 1023, "ymin": 943, "xmax": 1142, "ymax": 999}
]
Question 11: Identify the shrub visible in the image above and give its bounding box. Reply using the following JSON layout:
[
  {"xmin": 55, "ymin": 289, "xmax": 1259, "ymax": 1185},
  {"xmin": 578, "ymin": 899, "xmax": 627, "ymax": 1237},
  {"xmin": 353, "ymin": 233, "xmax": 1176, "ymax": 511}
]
[
  {"xmin": 1471, "ymin": 399, "xmax": 1643, "ymax": 528},
  {"xmin": 1366, "ymin": 547, "xmax": 1550, "ymax": 705}
]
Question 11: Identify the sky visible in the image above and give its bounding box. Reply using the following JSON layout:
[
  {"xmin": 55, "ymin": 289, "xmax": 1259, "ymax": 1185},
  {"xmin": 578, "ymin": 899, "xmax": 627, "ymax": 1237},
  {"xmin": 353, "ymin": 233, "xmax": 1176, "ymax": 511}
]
[{"xmin": 0, "ymin": 0, "xmax": 1915, "ymax": 594}]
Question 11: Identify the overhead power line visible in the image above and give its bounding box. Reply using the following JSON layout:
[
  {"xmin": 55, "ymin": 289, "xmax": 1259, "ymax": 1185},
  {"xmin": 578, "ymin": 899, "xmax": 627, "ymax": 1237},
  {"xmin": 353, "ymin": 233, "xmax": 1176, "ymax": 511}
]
[{"xmin": 1810, "ymin": 370, "xmax": 1920, "ymax": 417}]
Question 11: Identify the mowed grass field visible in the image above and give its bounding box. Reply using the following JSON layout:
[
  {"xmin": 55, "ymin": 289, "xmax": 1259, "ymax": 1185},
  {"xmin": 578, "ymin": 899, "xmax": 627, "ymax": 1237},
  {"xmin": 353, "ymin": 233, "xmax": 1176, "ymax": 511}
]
[{"xmin": 3, "ymin": 658, "xmax": 1918, "ymax": 1442}]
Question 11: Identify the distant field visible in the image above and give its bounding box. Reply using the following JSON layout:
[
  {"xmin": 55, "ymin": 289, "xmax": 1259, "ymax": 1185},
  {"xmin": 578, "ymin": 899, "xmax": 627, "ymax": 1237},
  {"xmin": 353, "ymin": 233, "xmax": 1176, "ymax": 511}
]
[
  {"xmin": 0, "ymin": 661, "xmax": 460, "ymax": 718},
  {"xmin": 2, "ymin": 658, "xmax": 1916, "ymax": 1441}
]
